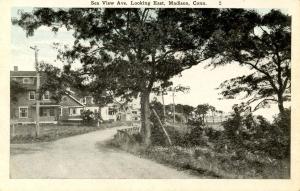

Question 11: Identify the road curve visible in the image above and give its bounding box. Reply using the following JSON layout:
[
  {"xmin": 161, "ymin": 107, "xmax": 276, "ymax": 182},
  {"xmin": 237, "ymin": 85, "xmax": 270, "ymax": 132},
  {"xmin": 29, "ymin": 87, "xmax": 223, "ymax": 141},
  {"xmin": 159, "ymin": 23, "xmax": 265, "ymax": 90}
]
[{"xmin": 10, "ymin": 126, "xmax": 196, "ymax": 179}]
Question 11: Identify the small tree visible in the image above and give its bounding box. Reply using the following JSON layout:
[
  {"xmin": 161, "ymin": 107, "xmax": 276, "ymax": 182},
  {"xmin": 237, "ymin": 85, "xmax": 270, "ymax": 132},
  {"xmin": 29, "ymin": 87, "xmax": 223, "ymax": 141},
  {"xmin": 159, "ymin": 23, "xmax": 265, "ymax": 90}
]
[
  {"xmin": 195, "ymin": 104, "xmax": 210, "ymax": 124},
  {"xmin": 175, "ymin": 104, "xmax": 194, "ymax": 122},
  {"xmin": 81, "ymin": 109, "xmax": 96, "ymax": 125}
]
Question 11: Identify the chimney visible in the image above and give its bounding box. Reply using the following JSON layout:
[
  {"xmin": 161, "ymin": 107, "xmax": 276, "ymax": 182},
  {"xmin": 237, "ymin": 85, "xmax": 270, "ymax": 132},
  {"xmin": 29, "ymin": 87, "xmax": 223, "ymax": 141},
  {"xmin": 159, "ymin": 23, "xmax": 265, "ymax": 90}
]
[{"xmin": 13, "ymin": 66, "xmax": 18, "ymax": 71}]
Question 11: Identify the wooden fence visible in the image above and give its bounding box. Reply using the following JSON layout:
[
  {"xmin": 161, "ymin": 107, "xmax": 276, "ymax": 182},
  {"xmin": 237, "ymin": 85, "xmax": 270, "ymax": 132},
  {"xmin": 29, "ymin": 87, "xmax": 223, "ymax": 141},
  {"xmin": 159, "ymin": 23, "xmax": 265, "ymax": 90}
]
[{"xmin": 114, "ymin": 124, "xmax": 141, "ymax": 143}]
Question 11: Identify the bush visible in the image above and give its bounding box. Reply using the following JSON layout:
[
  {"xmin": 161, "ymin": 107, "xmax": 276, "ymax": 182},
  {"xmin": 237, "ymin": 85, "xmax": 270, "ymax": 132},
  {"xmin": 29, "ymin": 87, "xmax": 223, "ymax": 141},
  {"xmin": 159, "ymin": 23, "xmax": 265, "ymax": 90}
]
[
  {"xmin": 205, "ymin": 128, "xmax": 222, "ymax": 141},
  {"xmin": 222, "ymin": 106, "xmax": 242, "ymax": 143},
  {"xmin": 81, "ymin": 109, "xmax": 97, "ymax": 125},
  {"xmin": 220, "ymin": 108, "xmax": 290, "ymax": 159},
  {"xmin": 184, "ymin": 126, "xmax": 209, "ymax": 146},
  {"xmin": 187, "ymin": 118, "xmax": 203, "ymax": 127},
  {"xmin": 269, "ymin": 109, "xmax": 291, "ymax": 159},
  {"xmin": 150, "ymin": 123, "xmax": 166, "ymax": 146}
]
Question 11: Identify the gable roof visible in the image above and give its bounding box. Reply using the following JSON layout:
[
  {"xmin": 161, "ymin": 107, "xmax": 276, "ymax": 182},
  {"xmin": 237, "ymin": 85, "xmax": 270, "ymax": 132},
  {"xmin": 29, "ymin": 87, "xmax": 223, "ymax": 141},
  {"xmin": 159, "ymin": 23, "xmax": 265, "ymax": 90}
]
[
  {"xmin": 66, "ymin": 93, "xmax": 85, "ymax": 107},
  {"xmin": 10, "ymin": 71, "xmax": 37, "ymax": 77}
]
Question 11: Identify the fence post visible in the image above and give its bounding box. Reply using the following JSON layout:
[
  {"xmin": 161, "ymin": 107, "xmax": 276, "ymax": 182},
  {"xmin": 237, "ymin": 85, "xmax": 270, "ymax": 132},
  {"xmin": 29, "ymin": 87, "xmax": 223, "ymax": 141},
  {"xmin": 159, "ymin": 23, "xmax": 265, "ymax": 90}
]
[{"xmin": 11, "ymin": 123, "xmax": 15, "ymax": 138}]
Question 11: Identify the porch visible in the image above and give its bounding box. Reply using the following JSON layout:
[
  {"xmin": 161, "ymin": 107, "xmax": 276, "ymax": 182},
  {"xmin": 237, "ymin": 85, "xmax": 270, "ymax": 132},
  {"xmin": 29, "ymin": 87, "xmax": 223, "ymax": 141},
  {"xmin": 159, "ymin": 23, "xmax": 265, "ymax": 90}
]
[{"xmin": 31, "ymin": 104, "xmax": 61, "ymax": 123}]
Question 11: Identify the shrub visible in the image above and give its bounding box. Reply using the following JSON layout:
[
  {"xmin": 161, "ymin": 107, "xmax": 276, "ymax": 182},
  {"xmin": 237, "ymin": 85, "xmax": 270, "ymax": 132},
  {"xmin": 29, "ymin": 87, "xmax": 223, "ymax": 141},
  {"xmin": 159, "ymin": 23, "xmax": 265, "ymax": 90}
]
[
  {"xmin": 205, "ymin": 128, "xmax": 222, "ymax": 141},
  {"xmin": 222, "ymin": 108, "xmax": 242, "ymax": 144},
  {"xmin": 187, "ymin": 117, "xmax": 203, "ymax": 127},
  {"xmin": 220, "ymin": 108, "xmax": 291, "ymax": 159},
  {"xmin": 150, "ymin": 123, "xmax": 166, "ymax": 146},
  {"xmin": 182, "ymin": 126, "xmax": 209, "ymax": 147},
  {"xmin": 81, "ymin": 109, "xmax": 96, "ymax": 125}
]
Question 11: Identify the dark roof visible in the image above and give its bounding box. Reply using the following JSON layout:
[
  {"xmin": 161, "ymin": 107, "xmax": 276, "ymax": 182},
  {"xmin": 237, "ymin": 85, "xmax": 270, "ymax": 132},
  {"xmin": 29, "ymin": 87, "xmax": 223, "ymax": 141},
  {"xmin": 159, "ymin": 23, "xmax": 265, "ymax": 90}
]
[
  {"xmin": 10, "ymin": 71, "xmax": 47, "ymax": 90},
  {"xmin": 10, "ymin": 71, "xmax": 37, "ymax": 77},
  {"xmin": 85, "ymin": 103, "xmax": 98, "ymax": 107}
]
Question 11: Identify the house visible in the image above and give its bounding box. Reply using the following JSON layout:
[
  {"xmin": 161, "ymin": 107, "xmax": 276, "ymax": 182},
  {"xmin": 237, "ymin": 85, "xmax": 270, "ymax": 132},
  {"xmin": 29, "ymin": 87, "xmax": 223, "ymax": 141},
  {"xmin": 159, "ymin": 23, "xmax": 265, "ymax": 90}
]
[
  {"xmin": 72, "ymin": 90, "xmax": 141, "ymax": 122},
  {"xmin": 101, "ymin": 103, "xmax": 119, "ymax": 121},
  {"xmin": 79, "ymin": 96, "xmax": 99, "ymax": 113},
  {"xmin": 10, "ymin": 66, "xmax": 141, "ymax": 124},
  {"xmin": 10, "ymin": 66, "xmax": 84, "ymax": 124},
  {"xmin": 101, "ymin": 100, "xmax": 141, "ymax": 122},
  {"xmin": 119, "ymin": 101, "xmax": 141, "ymax": 121}
]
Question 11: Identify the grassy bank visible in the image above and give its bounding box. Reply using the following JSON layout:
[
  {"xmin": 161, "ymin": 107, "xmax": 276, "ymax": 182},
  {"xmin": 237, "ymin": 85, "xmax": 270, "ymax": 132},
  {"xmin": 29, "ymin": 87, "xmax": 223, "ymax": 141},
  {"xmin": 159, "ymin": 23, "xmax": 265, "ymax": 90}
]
[
  {"xmin": 11, "ymin": 121, "xmax": 133, "ymax": 144},
  {"xmin": 111, "ymin": 126, "xmax": 289, "ymax": 179}
]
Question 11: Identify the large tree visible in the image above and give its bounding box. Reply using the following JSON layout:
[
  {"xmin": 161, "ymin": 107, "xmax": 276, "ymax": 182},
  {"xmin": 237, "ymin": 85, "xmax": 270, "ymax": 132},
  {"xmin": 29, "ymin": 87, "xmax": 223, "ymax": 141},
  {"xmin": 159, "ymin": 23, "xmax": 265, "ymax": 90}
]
[
  {"xmin": 10, "ymin": 79, "xmax": 26, "ymax": 118},
  {"xmin": 206, "ymin": 9, "xmax": 291, "ymax": 115},
  {"xmin": 13, "ymin": 8, "xmax": 220, "ymax": 146},
  {"xmin": 10, "ymin": 79, "xmax": 26, "ymax": 104},
  {"xmin": 37, "ymin": 62, "xmax": 90, "ymax": 121}
]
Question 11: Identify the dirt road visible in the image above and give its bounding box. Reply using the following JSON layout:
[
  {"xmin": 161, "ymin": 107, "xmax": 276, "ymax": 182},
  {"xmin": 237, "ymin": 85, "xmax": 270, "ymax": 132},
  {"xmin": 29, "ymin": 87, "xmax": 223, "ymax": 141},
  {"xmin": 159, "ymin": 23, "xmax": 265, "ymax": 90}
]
[{"xmin": 10, "ymin": 126, "xmax": 196, "ymax": 178}]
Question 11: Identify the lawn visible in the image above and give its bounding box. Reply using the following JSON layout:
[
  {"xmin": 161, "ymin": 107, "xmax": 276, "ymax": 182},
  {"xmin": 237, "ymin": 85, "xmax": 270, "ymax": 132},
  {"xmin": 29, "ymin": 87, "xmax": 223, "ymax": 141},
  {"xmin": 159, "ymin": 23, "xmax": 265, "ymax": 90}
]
[{"xmin": 10, "ymin": 121, "xmax": 133, "ymax": 144}]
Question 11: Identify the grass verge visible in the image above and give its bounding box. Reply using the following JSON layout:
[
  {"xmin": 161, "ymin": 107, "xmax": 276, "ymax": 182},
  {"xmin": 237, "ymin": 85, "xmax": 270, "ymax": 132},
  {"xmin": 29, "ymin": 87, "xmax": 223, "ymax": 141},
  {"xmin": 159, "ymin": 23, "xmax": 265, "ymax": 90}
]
[
  {"xmin": 110, "ymin": 133, "xmax": 290, "ymax": 179},
  {"xmin": 11, "ymin": 121, "xmax": 133, "ymax": 144}
]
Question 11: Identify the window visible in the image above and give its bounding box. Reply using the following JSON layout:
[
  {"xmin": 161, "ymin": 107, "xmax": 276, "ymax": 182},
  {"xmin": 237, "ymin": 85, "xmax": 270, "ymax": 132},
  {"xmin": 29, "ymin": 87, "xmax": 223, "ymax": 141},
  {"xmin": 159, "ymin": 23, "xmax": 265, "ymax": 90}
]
[
  {"xmin": 60, "ymin": 108, "xmax": 63, "ymax": 116},
  {"xmin": 40, "ymin": 108, "xmax": 47, "ymax": 117},
  {"xmin": 23, "ymin": 78, "xmax": 33, "ymax": 84},
  {"xmin": 29, "ymin": 91, "xmax": 35, "ymax": 100},
  {"xmin": 132, "ymin": 111, "xmax": 137, "ymax": 114},
  {"xmin": 50, "ymin": 108, "xmax": 55, "ymax": 116},
  {"xmin": 69, "ymin": 108, "xmax": 77, "ymax": 115},
  {"xmin": 108, "ymin": 108, "xmax": 115, "ymax": 115},
  {"xmin": 19, "ymin": 107, "xmax": 28, "ymax": 118},
  {"xmin": 43, "ymin": 91, "xmax": 50, "ymax": 100},
  {"xmin": 91, "ymin": 97, "xmax": 94, "ymax": 104}
]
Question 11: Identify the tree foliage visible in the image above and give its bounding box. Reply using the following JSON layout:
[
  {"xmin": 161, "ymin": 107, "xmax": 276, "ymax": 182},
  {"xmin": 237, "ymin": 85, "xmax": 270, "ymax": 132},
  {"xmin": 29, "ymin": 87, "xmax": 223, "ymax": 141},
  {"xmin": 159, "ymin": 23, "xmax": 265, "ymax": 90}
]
[
  {"xmin": 175, "ymin": 104, "xmax": 194, "ymax": 120},
  {"xmin": 207, "ymin": 9, "xmax": 291, "ymax": 114},
  {"xmin": 10, "ymin": 79, "xmax": 26, "ymax": 103},
  {"xmin": 12, "ymin": 8, "xmax": 221, "ymax": 145},
  {"xmin": 195, "ymin": 104, "xmax": 210, "ymax": 123},
  {"xmin": 38, "ymin": 62, "xmax": 87, "ymax": 102}
]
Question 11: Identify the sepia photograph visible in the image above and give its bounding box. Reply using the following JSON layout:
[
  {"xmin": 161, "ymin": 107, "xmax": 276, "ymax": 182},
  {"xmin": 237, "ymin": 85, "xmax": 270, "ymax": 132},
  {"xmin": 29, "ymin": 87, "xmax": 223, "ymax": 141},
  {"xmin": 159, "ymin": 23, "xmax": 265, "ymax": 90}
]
[
  {"xmin": 9, "ymin": 7, "xmax": 292, "ymax": 179},
  {"xmin": 8, "ymin": 7, "xmax": 292, "ymax": 179}
]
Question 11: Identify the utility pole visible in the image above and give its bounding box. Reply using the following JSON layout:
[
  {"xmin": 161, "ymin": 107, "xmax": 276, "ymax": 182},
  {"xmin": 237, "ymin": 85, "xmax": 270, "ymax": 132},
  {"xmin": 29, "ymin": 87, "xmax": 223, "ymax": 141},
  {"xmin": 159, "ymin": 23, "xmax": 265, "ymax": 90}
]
[
  {"xmin": 31, "ymin": 46, "xmax": 40, "ymax": 137},
  {"xmin": 161, "ymin": 88, "xmax": 166, "ymax": 124},
  {"xmin": 172, "ymin": 89, "xmax": 175, "ymax": 126}
]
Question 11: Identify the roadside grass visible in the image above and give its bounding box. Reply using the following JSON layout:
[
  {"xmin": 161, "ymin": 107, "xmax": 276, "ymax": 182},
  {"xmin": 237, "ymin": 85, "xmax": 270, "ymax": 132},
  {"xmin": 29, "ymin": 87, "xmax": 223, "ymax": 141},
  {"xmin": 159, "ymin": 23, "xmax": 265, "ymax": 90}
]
[
  {"xmin": 111, "ymin": 124, "xmax": 290, "ymax": 179},
  {"xmin": 10, "ymin": 121, "xmax": 133, "ymax": 144},
  {"xmin": 142, "ymin": 145, "xmax": 289, "ymax": 178}
]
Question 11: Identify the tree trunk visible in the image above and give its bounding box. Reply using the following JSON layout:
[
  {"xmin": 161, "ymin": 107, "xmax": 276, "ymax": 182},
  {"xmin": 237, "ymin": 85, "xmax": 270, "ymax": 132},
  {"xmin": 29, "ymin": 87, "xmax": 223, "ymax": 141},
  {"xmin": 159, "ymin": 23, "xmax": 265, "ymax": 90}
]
[
  {"xmin": 140, "ymin": 91, "xmax": 151, "ymax": 146},
  {"xmin": 278, "ymin": 93, "xmax": 285, "ymax": 115},
  {"xmin": 98, "ymin": 106, "xmax": 103, "ymax": 121}
]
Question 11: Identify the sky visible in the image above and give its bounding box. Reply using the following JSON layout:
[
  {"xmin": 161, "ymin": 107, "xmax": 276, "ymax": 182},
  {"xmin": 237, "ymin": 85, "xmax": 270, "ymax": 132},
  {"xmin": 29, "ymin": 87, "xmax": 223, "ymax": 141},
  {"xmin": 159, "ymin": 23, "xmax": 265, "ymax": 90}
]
[{"xmin": 10, "ymin": 7, "xmax": 286, "ymax": 120}]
